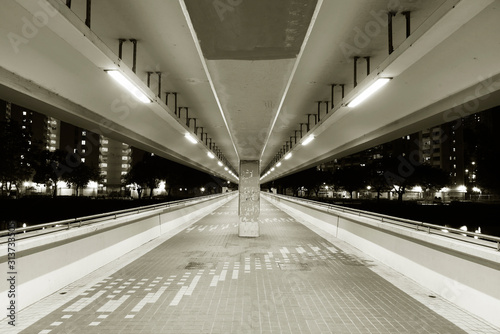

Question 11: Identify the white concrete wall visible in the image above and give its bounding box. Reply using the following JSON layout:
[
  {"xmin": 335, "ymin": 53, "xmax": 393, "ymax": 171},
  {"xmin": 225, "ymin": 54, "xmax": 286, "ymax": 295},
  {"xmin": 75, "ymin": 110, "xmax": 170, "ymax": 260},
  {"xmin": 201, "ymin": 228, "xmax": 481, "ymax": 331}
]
[
  {"xmin": 262, "ymin": 193, "xmax": 500, "ymax": 328},
  {"xmin": 0, "ymin": 193, "xmax": 236, "ymax": 312}
]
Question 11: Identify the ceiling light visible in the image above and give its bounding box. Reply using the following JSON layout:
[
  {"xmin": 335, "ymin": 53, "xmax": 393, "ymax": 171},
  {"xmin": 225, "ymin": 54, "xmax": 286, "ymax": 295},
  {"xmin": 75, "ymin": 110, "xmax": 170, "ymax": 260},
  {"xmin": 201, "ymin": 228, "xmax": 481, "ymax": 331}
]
[
  {"xmin": 218, "ymin": 161, "xmax": 223, "ymax": 167},
  {"xmin": 276, "ymin": 162, "xmax": 282, "ymax": 167},
  {"xmin": 271, "ymin": 167, "xmax": 275, "ymax": 171},
  {"xmin": 185, "ymin": 133, "xmax": 197, "ymax": 144},
  {"xmin": 106, "ymin": 70, "xmax": 151, "ymax": 103},
  {"xmin": 347, "ymin": 78, "xmax": 391, "ymax": 108},
  {"xmin": 224, "ymin": 167, "xmax": 228, "ymax": 171},
  {"xmin": 284, "ymin": 152, "xmax": 292, "ymax": 160},
  {"xmin": 207, "ymin": 152, "xmax": 215, "ymax": 159},
  {"xmin": 302, "ymin": 135, "xmax": 315, "ymax": 146}
]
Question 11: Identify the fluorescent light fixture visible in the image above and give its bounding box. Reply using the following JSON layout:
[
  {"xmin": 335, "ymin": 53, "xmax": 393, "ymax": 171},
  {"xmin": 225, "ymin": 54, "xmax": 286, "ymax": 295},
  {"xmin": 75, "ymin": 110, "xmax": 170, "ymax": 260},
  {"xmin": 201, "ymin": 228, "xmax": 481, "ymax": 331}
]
[
  {"xmin": 218, "ymin": 161, "xmax": 223, "ymax": 167},
  {"xmin": 106, "ymin": 70, "xmax": 151, "ymax": 103},
  {"xmin": 284, "ymin": 152, "xmax": 292, "ymax": 160},
  {"xmin": 207, "ymin": 152, "xmax": 215, "ymax": 159},
  {"xmin": 347, "ymin": 78, "xmax": 391, "ymax": 107},
  {"xmin": 276, "ymin": 162, "xmax": 282, "ymax": 167},
  {"xmin": 185, "ymin": 133, "xmax": 197, "ymax": 144},
  {"xmin": 302, "ymin": 135, "xmax": 314, "ymax": 146},
  {"xmin": 224, "ymin": 167, "xmax": 228, "ymax": 171},
  {"xmin": 271, "ymin": 167, "xmax": 275, "ymax": 172}
]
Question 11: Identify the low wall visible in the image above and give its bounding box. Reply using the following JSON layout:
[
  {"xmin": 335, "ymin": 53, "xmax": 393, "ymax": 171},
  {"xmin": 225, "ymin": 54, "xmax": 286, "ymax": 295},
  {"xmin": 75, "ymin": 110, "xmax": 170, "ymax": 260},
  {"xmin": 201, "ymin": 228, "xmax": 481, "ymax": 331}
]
[
  {"xmin": 0, "ymin": 193, "xmax": 236, "ymax": 312},
  {"xmin": 262, "ymin": 193, "xmax": 500, "ymax": 328}
]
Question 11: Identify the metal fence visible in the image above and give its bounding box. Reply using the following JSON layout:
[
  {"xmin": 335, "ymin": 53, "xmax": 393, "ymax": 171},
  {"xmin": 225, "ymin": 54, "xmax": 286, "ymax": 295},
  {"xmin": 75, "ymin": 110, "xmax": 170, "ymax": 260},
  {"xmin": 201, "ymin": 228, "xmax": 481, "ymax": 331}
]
[
  {"xmin": 263, "ymin": 192, "xmax": 500, "ymax": 251},
  {"xmin": 0, "ymin": 192, "xmax": 232, "ymax": 242}
]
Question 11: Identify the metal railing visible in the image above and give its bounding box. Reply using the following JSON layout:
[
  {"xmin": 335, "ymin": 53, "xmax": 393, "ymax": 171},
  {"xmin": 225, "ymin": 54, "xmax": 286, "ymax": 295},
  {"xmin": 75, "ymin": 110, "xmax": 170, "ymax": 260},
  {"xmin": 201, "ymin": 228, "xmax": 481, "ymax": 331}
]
[
  {"xmin": 263, "ymin": 192, "xmax": 500, "ymax": 251},
  {"xmin": 0, "ymin": 193, "xmax": 232, "ymax": 242}
]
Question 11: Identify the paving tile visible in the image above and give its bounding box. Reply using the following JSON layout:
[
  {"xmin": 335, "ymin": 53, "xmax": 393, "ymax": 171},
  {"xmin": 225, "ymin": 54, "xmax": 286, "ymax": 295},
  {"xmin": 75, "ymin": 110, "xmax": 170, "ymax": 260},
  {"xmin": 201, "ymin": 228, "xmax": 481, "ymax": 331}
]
[{"xmin": 2, "ymin": 198, "xmax": 498, "ymax": 334}]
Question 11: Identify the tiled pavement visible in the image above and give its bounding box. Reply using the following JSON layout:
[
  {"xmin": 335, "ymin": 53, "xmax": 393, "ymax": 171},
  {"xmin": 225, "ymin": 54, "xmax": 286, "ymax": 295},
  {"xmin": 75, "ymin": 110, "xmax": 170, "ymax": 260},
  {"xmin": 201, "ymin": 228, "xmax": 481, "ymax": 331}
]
[{"xmin": 4, "ymin": 196, "xmax": 499, "ymax": 333}]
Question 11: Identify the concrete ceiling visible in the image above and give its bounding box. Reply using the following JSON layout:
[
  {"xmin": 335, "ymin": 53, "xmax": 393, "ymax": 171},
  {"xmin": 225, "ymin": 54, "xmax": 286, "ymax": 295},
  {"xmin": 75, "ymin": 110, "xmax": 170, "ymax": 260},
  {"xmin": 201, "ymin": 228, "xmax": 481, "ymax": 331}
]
[{"xmin": 1, "ymin": 0, "xmax": 499, "ymax": 183}]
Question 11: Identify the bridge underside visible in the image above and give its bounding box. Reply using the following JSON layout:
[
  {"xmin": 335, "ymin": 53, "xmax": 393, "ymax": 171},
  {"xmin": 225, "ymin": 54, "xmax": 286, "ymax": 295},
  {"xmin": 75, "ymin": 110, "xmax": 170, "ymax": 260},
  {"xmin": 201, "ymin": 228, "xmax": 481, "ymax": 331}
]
[{"xmin": 1, "ymin": 1, "xmax": 500, "ymax": 181}]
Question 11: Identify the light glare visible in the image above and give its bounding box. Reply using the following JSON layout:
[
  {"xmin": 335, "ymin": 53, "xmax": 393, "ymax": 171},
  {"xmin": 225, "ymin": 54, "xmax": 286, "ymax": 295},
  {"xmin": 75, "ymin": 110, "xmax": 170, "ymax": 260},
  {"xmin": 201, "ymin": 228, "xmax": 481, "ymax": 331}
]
[
  {"xmin": 284, "ymin": 152, "xmax": 292, "ymax": 160},
  {"xmin": 348, "ymin": 78, "xmax": 391, "ymax": 107},
  {"xmin": 106, "ymin": 70, "xmax": 151, "ymax": 103},
  {"xmin": 185, "ymin": 133, "xmax": 197, "ymax": 144},
  {"xmin": 302, "ymin": 135, "xmax": 314, "ymax": 146},
  {"xmin": 207, "ymin": 152, "xmax": 215, "ymax": 159}
]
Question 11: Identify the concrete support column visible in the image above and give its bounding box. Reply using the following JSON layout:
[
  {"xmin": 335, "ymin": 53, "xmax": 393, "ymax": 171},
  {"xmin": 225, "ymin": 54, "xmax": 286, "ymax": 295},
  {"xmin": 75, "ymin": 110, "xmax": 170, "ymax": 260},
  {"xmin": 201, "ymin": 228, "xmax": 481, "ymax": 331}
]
[{"xmin": 238, "ymin": 160, "xmax": 260, "ymax": 237}]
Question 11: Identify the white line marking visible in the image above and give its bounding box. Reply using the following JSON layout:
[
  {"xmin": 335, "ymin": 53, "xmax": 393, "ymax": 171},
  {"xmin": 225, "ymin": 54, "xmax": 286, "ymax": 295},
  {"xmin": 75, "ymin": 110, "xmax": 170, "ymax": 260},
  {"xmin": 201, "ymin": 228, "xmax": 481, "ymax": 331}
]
[
  {"xmin": 185, "ymin": 275, "xmax": 201, "ymax": 296},
  {"xmin": 170, "ymin": 286, "xmax": 189, "ymax": 306},
  {"xmin": 131, "ymin": 286, "xmax": 168, "ymax": 312},
  {"xmin": 63, "ymin": 291, "xmax": 105, "ymax": 312},
  {"xmin": 210, "ymin": 275, "xmax": 219, "ymax": 287},
  {"xmin": 97, "ymin": 295, "xmax": 130, "ymax": 313}
]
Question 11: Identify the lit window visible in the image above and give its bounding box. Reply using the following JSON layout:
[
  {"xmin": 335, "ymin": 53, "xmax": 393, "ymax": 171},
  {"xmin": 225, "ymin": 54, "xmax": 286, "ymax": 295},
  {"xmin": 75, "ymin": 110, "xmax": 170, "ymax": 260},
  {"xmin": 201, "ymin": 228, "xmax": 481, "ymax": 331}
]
[
  {"xmin": 101, "ymin": 163, "xmax": 108, "ymax": 167},
  {"xmin": 23, "ymin": 111, "xmax": 27, "ymax": 115},
  {"xmin": 81, "ymin": 158, "xmax": 85, "ymax": 163},
  {"xmin": 81, "ymin": 140, "xmax": 86, "ymax": 145},
  {"xmin": 82, "ymin": 149, "xmax": 86, "ymax": 153},
  {"xmin": 121, "ymin": 164, "xmax": 129, "ymax": 168},
  {"xmin": 121, "ymin": 171, "xmax": 127, "ymax": 175},
  {"xmin": 121, "ymin": 156, "xmax": 128, "ymax": 161},
  {"xmin": 82, "ymin": 131, "xmax": 86, "ymax": 136},
  {"xmin": 101, "ymin": 147, "xmax": 108, "ymax": 152}
]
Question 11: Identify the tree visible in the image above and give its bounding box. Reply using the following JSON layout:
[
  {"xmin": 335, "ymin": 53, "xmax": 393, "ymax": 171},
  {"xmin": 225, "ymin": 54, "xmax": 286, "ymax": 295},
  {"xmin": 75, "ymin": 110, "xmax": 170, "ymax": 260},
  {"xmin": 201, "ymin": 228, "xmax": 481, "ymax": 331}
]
[
  {"xmin": 413, "ymin": 164, "xmax": 450, "ymax": 199},
  {"xmin": 332, "ymin": 166, "xmax": 367, "ymax": 199},
  {"xmin": 124, "ymin": 154, "xmax": 173, "ymax": 199},
  {"xmin": 32, "ymin": 149, "xmax": 68, "ymax": 197},
  {"xmin": 301, "ymin": 168, "xmax": 330, "ymax": 197},
  {"xmin": 0, "ymin": 120, "xmax": 35, "ymax": 196},
  {"xmin": 382, "ymin": 156, "xmax": 420, "ymax": 202},
  {"xmin": 367, "ymin": 159, "xmax": 394, "ymax": 202},
  {"xmin": 62, "ymin": 163, "xmax": 101, "ymax": 196}
]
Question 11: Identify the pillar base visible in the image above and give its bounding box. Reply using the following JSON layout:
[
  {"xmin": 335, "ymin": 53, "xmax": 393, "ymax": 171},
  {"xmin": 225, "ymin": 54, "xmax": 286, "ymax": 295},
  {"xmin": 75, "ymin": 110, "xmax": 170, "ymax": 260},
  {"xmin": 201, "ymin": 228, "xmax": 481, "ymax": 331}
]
[{"xmin": 238, "ymin": 219, "xmax": 259, "ymax": 238}]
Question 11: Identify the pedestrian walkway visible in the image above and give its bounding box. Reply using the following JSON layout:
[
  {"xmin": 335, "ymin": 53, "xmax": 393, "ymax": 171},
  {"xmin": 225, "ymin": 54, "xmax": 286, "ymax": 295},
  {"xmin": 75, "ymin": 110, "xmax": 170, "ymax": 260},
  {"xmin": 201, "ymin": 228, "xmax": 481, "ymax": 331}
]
[{"xmin": 6, "ymin": 196, "xmax": 499, "ymax": 333}]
